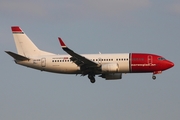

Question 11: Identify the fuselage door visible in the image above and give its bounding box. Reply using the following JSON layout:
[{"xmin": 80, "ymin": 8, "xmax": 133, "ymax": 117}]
[
  {"xmin": 147, "ymin": 55, "xmax": 152, "ymax": 64},
  {"xmin": 41, "ymin": 58, "xmax": 46, "ymax": 67}
]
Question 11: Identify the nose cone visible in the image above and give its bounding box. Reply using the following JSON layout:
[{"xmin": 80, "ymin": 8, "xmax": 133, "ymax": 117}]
[
  {"xmin": 168, "ymin": 61, "xmax": 174, "ymax": 68},
  {"xmin": 161, "ymin": 60, "xmax": 174, "ymax": 71},
  {"xmin": 163, "ymin": 60, "xmax": 174, "ymax": 70}
]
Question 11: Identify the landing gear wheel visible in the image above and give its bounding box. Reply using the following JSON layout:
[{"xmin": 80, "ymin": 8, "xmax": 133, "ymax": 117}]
[
  {"xmin": 152, "ymin": 75, "xmax": 156, "ymax": 80},
  {"xmin": 88, "ymin": 75, "xmax": 96, "ymax": 83},
  {"xmin": 90, "ymin": 79, "xmax": 95, "ymax": 83}
]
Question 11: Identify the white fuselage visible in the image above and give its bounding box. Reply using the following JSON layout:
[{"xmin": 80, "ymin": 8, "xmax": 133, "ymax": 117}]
[{"xmin": 16, "ymin": 53, "xmax": 130, "ymax": 74}]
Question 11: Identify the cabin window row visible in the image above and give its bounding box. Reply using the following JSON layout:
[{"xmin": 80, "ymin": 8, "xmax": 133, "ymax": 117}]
[
  {"xmin": 52, "ymin": 60, "xmax": 70, "ymax": 62},
  {"xmin": 116, "ymin": 58, "xmax": 128, "ymax": 61},
  {"xmin": 90, "ymin": 59, "xmax": 114, "ymax": 61},
  {"xmin": 52, "ymin": 58, "xmax": 130, "ymax": 62}
]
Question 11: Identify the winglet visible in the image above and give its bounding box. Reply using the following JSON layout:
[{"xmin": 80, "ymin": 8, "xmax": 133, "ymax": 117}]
[
  {"xmin": 11, "ymin": 26, "xmax": 23, "ymax": 33},
  {"xmin": 58, "ymin": 37, "xmax": 67, "ymax": 48}
]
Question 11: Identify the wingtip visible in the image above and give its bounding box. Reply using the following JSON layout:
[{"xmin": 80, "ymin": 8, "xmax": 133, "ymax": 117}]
[{"xmin": 58, "ymin": 37, "xmax": 66, "ymax": 47}]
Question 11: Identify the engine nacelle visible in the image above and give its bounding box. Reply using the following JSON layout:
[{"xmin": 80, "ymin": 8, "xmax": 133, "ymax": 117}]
[
  {"xmin": 99, "ymin": 73, "xmax": 122, "ymax": 80},
  {"xmin": 101, "ymin": 63, "xmax": 119, "ymax": 73}
]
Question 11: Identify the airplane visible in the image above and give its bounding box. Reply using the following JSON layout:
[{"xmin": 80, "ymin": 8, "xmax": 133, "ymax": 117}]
[{"xmin": 5, "ymin": 26, "xmax": 174, "ymax": 83}]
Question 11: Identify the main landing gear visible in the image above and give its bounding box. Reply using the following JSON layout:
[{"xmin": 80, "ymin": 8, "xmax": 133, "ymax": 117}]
[{"xmin": 88, "ymin": 74, "xmax": 95, "ymax": 83}]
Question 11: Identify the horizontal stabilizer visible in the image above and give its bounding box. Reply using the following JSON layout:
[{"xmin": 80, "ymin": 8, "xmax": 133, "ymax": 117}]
[{"xmin": 5, "ymin": 51, "xmax": 30, "ymax": 61}]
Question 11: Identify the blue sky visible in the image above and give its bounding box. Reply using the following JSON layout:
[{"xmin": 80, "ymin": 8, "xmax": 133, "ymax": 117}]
[{"xmin": 0, "ymin": 0, "xmax": 180, "ymax": 120}]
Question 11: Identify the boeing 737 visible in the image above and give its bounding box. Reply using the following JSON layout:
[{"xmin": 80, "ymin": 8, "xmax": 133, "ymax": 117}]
[{"xmin": 5, "ymin": 26, "xmax": 174, "ymax": 83}]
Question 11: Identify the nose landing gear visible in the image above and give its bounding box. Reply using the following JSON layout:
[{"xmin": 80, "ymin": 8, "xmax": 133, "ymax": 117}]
[
  {"xmin": 152, "ymin": 75, "xmax": 156, "ymax": 80},
  {"xmin": 152, "ymin": 71, "xmax": 162, "ymax": 80}
]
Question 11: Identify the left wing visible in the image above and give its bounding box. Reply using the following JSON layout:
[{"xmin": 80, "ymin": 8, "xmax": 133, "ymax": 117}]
[{"xmin": 58, "ymin": 38, "xmax": 99, "ymax": 74}]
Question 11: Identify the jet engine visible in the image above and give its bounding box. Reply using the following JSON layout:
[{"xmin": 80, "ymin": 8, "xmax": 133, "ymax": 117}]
[
  {"xmin": 101, "ymin": 63, "xmax": 119, "ymax": 73},
  {"xmin": 99, "ymin": 73, "xmax": 122, "ymax": 80}
]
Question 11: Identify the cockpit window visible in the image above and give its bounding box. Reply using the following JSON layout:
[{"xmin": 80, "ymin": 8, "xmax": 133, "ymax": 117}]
[{"xmin": 158, "ymin": 57, "xmax": 166, "ymax": 60}]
